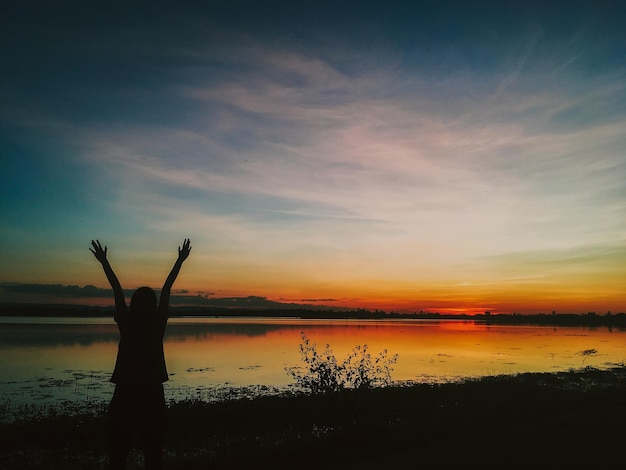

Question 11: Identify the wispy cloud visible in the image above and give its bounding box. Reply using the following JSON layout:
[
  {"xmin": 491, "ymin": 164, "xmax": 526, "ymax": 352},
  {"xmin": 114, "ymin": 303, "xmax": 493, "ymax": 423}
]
[{"xmin": 2, "ymin": 4, "xmax": 625, "ymax": 312}]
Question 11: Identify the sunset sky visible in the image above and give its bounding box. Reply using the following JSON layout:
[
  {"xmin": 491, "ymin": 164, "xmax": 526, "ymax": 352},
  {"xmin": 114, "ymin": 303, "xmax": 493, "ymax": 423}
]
[{"xmin": 1, "ymin": 2, "xmax": 625, "ymax": 314}]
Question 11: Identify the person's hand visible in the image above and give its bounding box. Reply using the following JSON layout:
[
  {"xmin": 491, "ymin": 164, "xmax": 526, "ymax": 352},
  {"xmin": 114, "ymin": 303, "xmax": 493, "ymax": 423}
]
[
  {"xmin": 89, "ymin": 240, "xmax": 108, "ymax": 263},
  {"xmin": 178, "ymin": 238, "xmax": 191, "ymax": 263}
]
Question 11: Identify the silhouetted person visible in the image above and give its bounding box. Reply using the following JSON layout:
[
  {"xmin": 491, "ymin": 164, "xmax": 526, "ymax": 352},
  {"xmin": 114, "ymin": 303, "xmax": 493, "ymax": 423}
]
[{"xmin": 90, "ymin": 239, "xmax": 192, "ymax": 470}]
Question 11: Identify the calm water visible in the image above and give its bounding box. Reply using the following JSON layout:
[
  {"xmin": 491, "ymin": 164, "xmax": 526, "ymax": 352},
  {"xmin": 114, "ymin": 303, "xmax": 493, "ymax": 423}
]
[{"xmin": 1, "ymin": 316, "xmax": 625, "ymax": 410}]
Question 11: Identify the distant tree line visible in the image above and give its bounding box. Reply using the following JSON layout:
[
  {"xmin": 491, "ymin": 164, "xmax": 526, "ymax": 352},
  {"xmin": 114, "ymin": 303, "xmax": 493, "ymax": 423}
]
[
  {"xmin": 1, "ymin": 303, "xmax": 625, "ymax": 327},
  {"xmin": 474, "ymin": 311, "xmax": 626, "ymax": 327}
]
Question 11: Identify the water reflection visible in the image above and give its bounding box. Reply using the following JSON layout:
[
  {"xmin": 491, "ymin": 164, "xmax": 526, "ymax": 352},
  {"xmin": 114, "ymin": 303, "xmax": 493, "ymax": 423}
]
[{"xmin": 1, "ymin": 317, "xmax": 625, "ymax": 410}]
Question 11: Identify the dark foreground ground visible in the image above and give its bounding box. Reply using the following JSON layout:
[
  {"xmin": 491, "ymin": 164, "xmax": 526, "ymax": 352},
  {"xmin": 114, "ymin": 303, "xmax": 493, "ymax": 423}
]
[{"xmin": 2, "ymin": 367, "xmax": 625, "ymax": 469}]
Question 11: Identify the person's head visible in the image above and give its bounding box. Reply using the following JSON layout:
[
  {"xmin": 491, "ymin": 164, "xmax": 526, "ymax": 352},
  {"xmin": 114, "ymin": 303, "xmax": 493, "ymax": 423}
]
[{"xmin": 130, "ymin": 287, "xmax": 158, "ymax": 318}]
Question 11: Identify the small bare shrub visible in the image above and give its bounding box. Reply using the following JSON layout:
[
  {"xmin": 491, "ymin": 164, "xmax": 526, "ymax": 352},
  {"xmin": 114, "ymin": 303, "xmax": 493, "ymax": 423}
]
[
  {"xmin": 577, "ymin": 348, "xmax": 598, "ymax": 367},
  {"xmin": 286, "ymin": 332, "xmax": 399, "ymax": 394}
]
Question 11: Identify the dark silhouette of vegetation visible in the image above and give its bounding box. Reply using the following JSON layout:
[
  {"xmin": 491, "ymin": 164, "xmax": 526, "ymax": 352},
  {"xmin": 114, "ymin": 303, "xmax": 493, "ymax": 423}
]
[
  {"xmin": 577, "ymin": 348, "xmax": 598, "ymax": 367},
  {"xmin": 3, "ymin": 303, "xmax": 626, "ymax": 327},
  {"xmin": 285, "ymin": 333, "xmax": 398, "ymax": 393},
  {"xmin": 2, "ymin": 366, "xmax": 626, "ymax": 469},
  {"xmin": 475, "ymin": 311, "xmax": 626, "ymax": 327}
]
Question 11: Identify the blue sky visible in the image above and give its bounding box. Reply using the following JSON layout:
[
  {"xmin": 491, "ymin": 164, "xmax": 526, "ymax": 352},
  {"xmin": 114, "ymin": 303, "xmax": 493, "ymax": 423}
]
[{"xmin": 1, "ymin": 1, "xmax": 625, "ymax": 313}]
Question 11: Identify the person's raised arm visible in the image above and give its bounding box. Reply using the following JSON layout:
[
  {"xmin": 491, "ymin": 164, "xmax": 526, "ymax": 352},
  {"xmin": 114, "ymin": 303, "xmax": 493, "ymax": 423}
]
[
  {"xmin": 159, "ymin": 239, "xmax": 191, "ymax": 314},
  {"xmin": 90, "ymin": 240, "xmax": 127, "ymax": 311}
]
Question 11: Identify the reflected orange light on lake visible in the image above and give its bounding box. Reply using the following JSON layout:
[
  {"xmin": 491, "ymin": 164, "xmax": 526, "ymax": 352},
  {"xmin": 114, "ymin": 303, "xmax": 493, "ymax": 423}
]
[
  {"xmin": 162, "ymin": 319, "xmax": 626, "ymax": 386},
  {"xmin": 2, "ymin": 318, "xmax": 625, "ymax": 406}
]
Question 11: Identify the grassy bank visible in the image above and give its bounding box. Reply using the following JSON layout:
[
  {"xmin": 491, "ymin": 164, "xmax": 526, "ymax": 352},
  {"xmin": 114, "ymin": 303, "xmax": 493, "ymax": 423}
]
[{"xmin": 2, "ymin": 367, "xmax": 625, "ymax": 469}]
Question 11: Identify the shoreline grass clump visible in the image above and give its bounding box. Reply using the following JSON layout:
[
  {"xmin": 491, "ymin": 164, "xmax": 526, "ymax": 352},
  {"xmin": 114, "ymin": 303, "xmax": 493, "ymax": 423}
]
[{"xmin": 285, "ymin": 332, "xmax": 399, "ymax": 394}]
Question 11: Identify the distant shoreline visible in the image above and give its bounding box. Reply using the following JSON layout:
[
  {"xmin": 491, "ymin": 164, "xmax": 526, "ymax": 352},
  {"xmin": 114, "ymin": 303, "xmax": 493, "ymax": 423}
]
[{"xmin": 1, "ymin": 303, "xmax": 625, "ymax": 327}]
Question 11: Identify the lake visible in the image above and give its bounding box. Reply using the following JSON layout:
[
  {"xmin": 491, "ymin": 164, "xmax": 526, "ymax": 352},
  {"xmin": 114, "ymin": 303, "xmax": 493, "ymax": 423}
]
[{"xmin": 1, "ymin": 316, "xmax": 625, "ymax": 410}]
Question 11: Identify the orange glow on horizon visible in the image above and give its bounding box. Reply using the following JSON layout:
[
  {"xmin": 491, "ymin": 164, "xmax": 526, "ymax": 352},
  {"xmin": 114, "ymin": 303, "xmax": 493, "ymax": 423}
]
[{"xmin": 4, "ymin": 266, "xmax": 623, "ymax": 315}]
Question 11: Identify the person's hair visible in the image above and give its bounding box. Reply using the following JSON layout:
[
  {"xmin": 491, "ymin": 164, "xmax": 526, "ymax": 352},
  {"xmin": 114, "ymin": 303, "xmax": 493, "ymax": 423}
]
[{"xmin": 130, "ymin": 287, "xmax": 158, "ymax": 317}]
